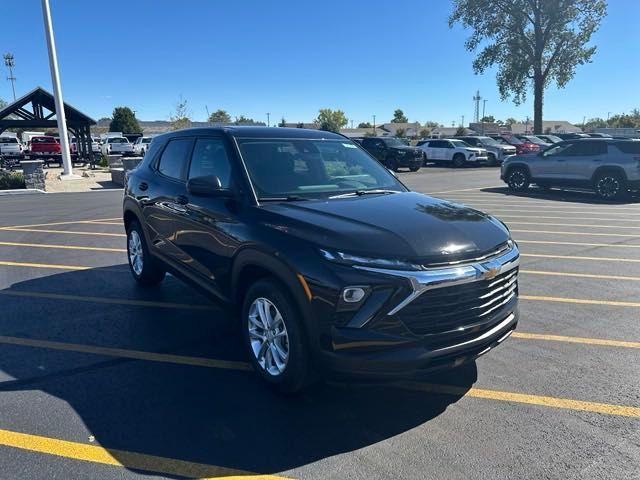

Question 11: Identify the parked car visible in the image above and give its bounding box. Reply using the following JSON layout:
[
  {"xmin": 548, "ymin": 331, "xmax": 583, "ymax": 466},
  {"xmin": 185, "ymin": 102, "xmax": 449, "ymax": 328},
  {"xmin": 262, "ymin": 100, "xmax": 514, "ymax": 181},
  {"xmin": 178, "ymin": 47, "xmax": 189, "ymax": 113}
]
[
  {"xmin": 101, "ymin": 136, "xmax": 134, "ymax": 156},
  {"xmin": 133, "ymin": 136, "xmax": 155, "ymax": 156},
  {"xmin": 0, "ymin": 136, "xmax": 24, "ymax": 156},
  {"xmin": 536, "ymin": 134, "xmax": 563, "ymax": 144},
  {"xmin": 123, "ymin": 127, "xmax": 520, "ymax": 392},
  {"xmin": 491, "ymin": 135, "xmax": 540, "ymax": 155},
  {"xmin": 417, "ymin": 138, "xmax": 488, "ymax": 167},
  {"xmin": 28, "ymin": 135, "xmax": 61, "ymax": 155},
  {"xmin": 501, "ymin": 138, "xmax": 640, "ymax": 200},
  {"xmin": 586, "ymin": 133, "xmax": 613, "ymax": 138},
  {"xmin": 513, "ymin": 134, "xmax": 552, "ymax": 148},
  {"xmin": 359, "ymin": 136, "xmax": 423, "ymax": 171},
  {"xmin": 457, "ymin": 136, "xmax": 516, "ymax": 165},
  {"xmin": 555, "ymin": 133, "xmax": 589, "ymax": 140}
]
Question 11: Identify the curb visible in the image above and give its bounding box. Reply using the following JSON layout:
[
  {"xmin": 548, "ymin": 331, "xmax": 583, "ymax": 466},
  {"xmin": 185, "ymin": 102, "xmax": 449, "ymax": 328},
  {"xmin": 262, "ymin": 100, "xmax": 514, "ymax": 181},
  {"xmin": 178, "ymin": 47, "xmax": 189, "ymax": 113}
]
[{"xmin": 0, "ymin": 189, "xmax": 46, "ymax": 196}]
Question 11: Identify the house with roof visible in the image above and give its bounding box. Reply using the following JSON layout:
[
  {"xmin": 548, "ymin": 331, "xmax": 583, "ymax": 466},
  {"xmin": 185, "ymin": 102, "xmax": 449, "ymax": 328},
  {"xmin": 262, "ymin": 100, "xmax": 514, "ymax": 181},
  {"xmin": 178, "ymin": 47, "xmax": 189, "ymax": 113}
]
[{"xmin": 509, "ymin": 120, "xmax": 581, "ymax": 134}]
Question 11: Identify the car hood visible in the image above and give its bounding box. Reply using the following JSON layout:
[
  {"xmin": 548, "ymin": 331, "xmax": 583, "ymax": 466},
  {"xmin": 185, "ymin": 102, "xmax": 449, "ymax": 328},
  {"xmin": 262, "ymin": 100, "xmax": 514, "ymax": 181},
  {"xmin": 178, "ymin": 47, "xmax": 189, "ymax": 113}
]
[{"xmin": 258, "ymin": 192, "xmax": 510, "ymax": 263}]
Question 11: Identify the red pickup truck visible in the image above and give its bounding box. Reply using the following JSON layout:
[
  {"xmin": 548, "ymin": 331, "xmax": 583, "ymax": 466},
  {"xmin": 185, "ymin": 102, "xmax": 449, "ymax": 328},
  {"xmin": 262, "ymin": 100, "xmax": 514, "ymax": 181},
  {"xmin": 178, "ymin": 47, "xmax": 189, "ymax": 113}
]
[{"xmin": 28, "ymin": 136, "xmax": 61, "ymax": 155}]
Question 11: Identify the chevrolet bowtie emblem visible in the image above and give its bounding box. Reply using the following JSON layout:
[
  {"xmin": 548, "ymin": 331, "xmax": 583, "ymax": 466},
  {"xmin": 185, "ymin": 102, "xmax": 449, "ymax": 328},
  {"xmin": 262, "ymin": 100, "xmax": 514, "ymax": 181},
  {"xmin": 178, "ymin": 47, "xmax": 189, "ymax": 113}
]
[{"xmin": 482, "ymin": 267, "xmax": 500, "ymax": 280}]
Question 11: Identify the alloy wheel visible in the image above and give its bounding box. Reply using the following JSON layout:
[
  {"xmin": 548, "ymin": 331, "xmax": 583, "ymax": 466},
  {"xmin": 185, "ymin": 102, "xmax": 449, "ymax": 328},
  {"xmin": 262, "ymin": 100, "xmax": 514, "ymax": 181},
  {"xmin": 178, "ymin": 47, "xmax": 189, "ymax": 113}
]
[
  {"xmin": 509, "ymin": 171, "xmax": 526, "ymax": 189},
  {"xmin": 248, "ymin": 297, "xmax": 289, "ymax": 376},
  {"xmin": 596, "ymin": 176, "xmax": 620, "ymax": 199},
  {"xmin": 128, "ymin": 230, "xmax": 144, "ymax": 276}
]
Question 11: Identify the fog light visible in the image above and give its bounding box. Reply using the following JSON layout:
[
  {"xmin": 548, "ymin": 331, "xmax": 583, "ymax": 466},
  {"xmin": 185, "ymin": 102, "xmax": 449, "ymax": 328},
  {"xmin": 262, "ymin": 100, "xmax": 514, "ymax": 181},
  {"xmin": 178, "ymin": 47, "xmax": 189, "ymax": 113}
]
[{"xmin": 342, "ymin": 287, "xmax": 366, "ymax": 303}]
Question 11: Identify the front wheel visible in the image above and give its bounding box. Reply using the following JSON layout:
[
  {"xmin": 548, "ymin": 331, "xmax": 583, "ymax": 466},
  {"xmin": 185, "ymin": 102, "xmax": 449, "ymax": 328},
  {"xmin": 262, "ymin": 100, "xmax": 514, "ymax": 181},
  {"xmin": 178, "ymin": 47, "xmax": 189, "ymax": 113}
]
[
  {"xmin": 242, "ymin": 278, "xmax": 312, "ymax": 393},
  {"xmin": 452, "ymin": 153, "xmax": 466, "ymax": 168},
  {"xmin": 409, "ymin": 165, "xmax": 420, "ymax": 172},
  {"xmin": 594, "ymin": 172, "xmax": 626, "ymax": 201},
  {"xmin": 487, "ymin": 153, "xmax": 498, "ymax": 166},
  {"xmin": 506, "ymin": 167, "xmax": 530, "ymax": 191},
  {"xmin": 386, "ymin": 156, "xmax": 399, "ymax": 172},
  {"xmin": 126, "ymin": 220, "xmax": 166, "ymax": 286}
]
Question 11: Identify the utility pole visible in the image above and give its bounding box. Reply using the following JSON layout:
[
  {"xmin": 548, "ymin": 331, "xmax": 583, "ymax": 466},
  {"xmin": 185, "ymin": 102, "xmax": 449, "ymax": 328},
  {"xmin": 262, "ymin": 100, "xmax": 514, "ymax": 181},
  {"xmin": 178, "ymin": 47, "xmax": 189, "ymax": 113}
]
[
  {"xmin": 3, "ymin": 53, "xmax": 16, "ymax": 101},
  {"xmin": 373, "ymin": 115, "xmax": 376, "ymax": 135},
  {"xmin": 461, "ymin": 115, "xmax": 464, "ymax": 128},
  {"xmin": 41, "ymin": 0, "xmax": 77, "ymax": 178},
  {"xmin": 473, "ymin": 90, "xmax": 481, "ymax": 123},
  {"xmin": 266, "ymin": 112, "xmax": 270, "ymax": 127},
  {"xmin": 350, "ymin": 120, "xmax": 353, "ymax": 129}
]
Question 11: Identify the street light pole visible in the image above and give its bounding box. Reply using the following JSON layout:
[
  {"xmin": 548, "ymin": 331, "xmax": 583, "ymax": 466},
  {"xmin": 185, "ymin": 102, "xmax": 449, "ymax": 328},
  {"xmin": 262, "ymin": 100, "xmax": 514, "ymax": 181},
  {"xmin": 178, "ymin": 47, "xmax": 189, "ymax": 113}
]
[
  {"xmin": 3, "ymin": 53, "xmax": 16, "ymax": 101},
  {"xmin": 481, "ymin": 100, "xmax": 487, "ymax": 134},
  {"xmin": 41, "ymin": 0, "xmax": 76, "ymax": 178}
]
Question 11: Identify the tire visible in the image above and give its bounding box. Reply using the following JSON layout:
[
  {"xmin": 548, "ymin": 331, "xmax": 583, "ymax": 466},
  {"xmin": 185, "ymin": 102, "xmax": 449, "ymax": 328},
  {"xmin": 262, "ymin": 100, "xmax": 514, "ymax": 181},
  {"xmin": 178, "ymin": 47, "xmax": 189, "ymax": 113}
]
[
  {"xmin": 506, "ymin": 167, "xmax": 530, "ymax": 192},
  {"xmin": 386, "ymin": 156, "xmax": 399, "ymax": 172},
  {"xmin": 241, "ymin": 278, "xmax": 312, "ymax": 394},
  {"xmin": 487, "ymin": 153, "xmax": 498, "ymax": 166},
  {"xmin": 452, "ymin": 153, "xmax": 466, "ymax": 168},
  {"xmin": 126, "ymin": 220, "xmax": 166, "ymax": 286},
  {"xmin": 422, "ymin": 152, "xmax": 428, "ymax": 166},
  {"xmin": 409, "ymin": 165, "xmax": 420, "ymax": 172},
  {"xmin": 594, "ymin": 171, "xmax": 626, "ymax": 201}
]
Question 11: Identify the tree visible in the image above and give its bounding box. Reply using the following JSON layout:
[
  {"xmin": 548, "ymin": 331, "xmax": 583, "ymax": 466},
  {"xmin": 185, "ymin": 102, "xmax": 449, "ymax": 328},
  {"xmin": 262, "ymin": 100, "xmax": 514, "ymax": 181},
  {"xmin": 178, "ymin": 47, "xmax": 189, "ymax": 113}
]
[
  {"xmin": 278, "ymin": 117, "xmax": 286, "ymax": 127},
  {"xmin": 315, "ymin": 109, "xmax": 348, "ymax": 133},
  {"xmin": 395, "ymin": 128, "xmax": 406, "ymax": 138},
  {"xmin": 169, "ymin": 96, "xmax": 191, "ymax": 131},
  {"xmin": 419, "ymin": 128, "xmax": 431, "ymax": 138},
  {"xmin": 391, "ymin": 109, "xmax": 408, "ymax": 123},
  {"xmin": 450, "ymin": 0, "xmax": 606, "ymax": 134},
  {"xmin": 480, "ymin": 115, "xmax": 495, "ymax": 123},
  {"xmin": 0, "ymin": 98, "xmax": 7, "ymax": 109},
  {"xmin": 424, "ymin": 121, "xmax": 440, "ymax": 129},
  {"xmin": 358, "ymin": 122, "xmax": 372, "ymax": 128},
  {"xmin": 109, "ymin": 107, "xmax": 142, "ymax": 133},
  {"xmin": 208, "ymin": 109, "xmax": 231, "ymax": 124},
  {"xmin": 504, "ymin": 117, "xmax": 517, "ymax": 126},
  {"xmin": 455, "ymin": 126, "xmax": 466, "ymax": 136}
]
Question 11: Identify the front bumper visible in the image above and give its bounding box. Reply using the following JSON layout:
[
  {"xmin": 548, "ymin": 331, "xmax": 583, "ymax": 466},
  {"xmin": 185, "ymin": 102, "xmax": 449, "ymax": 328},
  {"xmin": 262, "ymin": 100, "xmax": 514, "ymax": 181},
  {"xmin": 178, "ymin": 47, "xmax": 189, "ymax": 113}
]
[{"xmin": 314, "ymin": 243, "xmax": 520, "ymax": 379}]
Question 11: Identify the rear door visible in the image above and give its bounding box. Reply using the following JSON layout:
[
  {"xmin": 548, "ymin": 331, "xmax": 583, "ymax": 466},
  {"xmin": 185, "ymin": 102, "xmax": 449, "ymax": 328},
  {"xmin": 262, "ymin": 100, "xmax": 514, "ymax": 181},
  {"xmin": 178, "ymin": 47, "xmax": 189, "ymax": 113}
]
[
  {"xmin": 563, "ymin": 141, "xmax": 609, "ymax": 182},
  {"xmin": 427, "ymin": 140, "xmax": 444, "ymax": 160}
]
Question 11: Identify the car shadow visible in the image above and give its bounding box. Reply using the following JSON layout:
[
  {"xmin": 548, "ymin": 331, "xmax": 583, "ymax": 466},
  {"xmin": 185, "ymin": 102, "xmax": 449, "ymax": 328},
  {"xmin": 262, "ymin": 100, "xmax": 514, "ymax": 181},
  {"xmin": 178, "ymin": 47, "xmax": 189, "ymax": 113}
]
[
  {"xmin": 0, "ymin": 266, "xmax": 477, "ymax": 477},
  {"xmin": 479, "ymin": 186, "xmax": 640, "ymax": 205}
]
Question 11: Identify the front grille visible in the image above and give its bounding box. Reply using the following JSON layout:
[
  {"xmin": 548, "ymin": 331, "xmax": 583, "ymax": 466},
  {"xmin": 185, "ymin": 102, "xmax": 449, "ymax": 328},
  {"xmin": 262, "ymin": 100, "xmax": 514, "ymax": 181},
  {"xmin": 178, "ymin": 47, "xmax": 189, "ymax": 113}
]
[{"xmin": 395, "ymin": 268, "xmax": 518, "ymax": 341}]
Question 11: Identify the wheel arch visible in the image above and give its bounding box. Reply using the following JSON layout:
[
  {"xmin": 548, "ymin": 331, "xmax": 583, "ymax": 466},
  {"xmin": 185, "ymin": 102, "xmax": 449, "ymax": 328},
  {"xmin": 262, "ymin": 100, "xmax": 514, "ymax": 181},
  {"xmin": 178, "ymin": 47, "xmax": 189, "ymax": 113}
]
[
  {"xmin": 504, "ymin": 162, "xmax": 531, "ymax": 178},
  {"xmin": 591, "ymin": 166, "xmax": 628, "ymax": 184}
]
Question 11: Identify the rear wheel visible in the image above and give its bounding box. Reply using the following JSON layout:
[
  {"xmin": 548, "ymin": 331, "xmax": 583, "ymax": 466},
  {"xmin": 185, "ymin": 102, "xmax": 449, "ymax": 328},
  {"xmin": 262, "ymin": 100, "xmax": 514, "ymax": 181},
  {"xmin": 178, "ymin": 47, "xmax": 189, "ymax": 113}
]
[
  {"xmin": 409, "ymin": 165, "xmax": 420, "ymax": 172},
  {"xmin": 241, "ymin": 278, "xmax": 312, "ymax": 393},
  {"xmin": 126, "ymin": 220, "xmax": 166, "ymax": 286},
  {"xmin": 452, "ymin": 153, "xmax": 466, "ymax": 168},
  {"xmin": 594, "ymin": 172, "xmax": 626, "ymax": 200},
  {"xmin": 506, "ymin": 167, "xmax": 530, "ymax": 192},
  {"xmin": 487, "ymin": 153, "xmax": 498, "ymax": 166}
]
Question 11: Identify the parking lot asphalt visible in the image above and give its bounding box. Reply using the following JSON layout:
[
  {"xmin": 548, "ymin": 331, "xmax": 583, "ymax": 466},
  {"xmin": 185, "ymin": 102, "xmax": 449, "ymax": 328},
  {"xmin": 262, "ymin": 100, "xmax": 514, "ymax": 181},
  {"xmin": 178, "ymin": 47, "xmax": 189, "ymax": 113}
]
[{"xmin": 0, "ymin": 165, "xmax": 638, "ymax": 479}]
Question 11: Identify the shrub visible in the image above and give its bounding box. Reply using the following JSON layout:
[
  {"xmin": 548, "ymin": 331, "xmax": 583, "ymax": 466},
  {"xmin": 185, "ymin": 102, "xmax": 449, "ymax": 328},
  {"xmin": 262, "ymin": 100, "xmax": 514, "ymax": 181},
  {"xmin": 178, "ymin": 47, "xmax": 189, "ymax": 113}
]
[{"xmin": 0, "ymin": 171, "xmax": 26, "ymax": 190}]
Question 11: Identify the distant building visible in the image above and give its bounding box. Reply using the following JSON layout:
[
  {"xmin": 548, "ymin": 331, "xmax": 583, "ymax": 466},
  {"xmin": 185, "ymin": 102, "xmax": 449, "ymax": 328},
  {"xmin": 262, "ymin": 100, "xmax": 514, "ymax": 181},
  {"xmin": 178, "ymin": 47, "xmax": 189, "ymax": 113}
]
[
  {"xmin": 468, "ymin": 122, "xmax": 502, "ymax": 135},
  {"xmin": 594, "ymin": 127, "xmax": 640, "ymax": 138},
  {"xmin": 377, "ymin": 122, "xmax": 422, "ymax": 138},
  {"xmin": 509, "ymin": 120, "xmax": 581, "ymax": 134},
  {"xmin": 429, "ymin": 127, "xmax": 476, "ymax": 138}
]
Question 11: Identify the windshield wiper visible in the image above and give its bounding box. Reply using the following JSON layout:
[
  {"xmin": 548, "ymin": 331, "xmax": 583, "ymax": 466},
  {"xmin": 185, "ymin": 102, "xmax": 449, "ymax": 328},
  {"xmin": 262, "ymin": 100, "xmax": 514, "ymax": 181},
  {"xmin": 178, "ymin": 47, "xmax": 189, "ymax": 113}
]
[
  {"xmin": 259, "ymin": 195, "xmax": 309, "ymax": 202},
  {"xmin": 329, "ymin": 189, "xmax": 399, "ymax": 199}
]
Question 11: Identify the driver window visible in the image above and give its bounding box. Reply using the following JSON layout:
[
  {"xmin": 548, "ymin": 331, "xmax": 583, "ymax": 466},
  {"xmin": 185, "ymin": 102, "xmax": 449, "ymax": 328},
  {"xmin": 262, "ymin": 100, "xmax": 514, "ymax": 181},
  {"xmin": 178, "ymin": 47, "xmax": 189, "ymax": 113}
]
[
  {"xmin": 542, "ymin": 143, "xmax": 573, "ymax": 157},
  {"xmin": 189, "ymin": 137, "xmax": 232, "ymax": 188}
]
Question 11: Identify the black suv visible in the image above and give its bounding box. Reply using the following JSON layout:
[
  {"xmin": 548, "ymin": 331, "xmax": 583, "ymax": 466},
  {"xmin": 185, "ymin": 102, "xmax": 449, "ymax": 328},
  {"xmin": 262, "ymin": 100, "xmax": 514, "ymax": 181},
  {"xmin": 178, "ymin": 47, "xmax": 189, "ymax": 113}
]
[
  {"xmin": 124, "ymin": 127, "xmax": 519, "ymax": 392},
  {"xmin": 360, "ymin": 136, "xmax": 423, "ymax": 171}
]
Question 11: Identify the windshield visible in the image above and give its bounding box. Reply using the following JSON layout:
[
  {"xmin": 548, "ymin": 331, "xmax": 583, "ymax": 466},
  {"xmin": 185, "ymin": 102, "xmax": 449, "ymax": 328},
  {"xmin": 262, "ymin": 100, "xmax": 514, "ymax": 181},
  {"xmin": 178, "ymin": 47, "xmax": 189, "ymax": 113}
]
[
  {"xmin": 450, "ymin": 139, "xmax": 471, "ymax": 148},
  {"xmin": 109, "ymin": 138, "xmax": 129, "ymax": 144},
  {"xmin": 523, "ymin": 135, "xmax": 548, "ymax": 145},
  {"xmin": 544, "ymin": 135, "xmax": 562, "ymax": 142},
  {"xmin": 504, "ymin": 136, "xmax": 523, "ymax": 144},
  {"xmin": 237, "ymin": 138, "xmax": 405, "ymax": 199},
  {"xmin": 477, "ymin": 136, "xmax": 500, "ymax": 146},
  {"xmin": 382, "ymin": 138, "xmax": 405, "ymax": 147}
]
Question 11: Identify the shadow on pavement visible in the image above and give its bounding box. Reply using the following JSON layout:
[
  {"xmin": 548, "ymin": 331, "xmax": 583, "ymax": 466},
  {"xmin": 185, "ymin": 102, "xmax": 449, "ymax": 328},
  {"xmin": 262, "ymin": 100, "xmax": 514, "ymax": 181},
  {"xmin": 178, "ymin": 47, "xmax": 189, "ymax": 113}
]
[
  {"xmin": 478, "ymin": 186, "xmax": 640, "ymax": 205},
  {"xmin": 0, "ymin": 266, "xmax": 477, "ymax": 477}
]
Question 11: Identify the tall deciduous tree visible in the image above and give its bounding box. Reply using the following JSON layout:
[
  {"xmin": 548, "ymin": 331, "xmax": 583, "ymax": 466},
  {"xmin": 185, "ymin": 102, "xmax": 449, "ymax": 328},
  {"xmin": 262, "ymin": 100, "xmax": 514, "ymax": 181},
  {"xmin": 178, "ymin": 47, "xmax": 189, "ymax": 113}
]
[
  {"xmin": 450, "ymin": 0, "xmax": 606, "ymax": 133},
  {"xmin": 391, "ymin": 109, "xmax": 408, "ymax": 123},
  {"xmin": 109, "ymin": 107, "xmax": 142, "ymax": 133},
  {"xmin": 358, "ymin": 122, "xmax": 372, "ymax": 128},
  {"xmin": 208, "ymin": 109, "xmax": 231, "ymax": 124},
  {"xmin": 315, "ymin": 109, "xmax": 348, "ymax": 133}
]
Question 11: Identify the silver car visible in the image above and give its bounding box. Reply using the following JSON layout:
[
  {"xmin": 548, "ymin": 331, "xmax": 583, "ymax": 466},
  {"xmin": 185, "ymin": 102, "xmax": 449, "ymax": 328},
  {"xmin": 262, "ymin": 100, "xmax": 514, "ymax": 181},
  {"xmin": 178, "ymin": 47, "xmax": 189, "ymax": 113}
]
[
  {"xmin": 458, "ymin": 136, "xmax": 516, "ymax": 165},
  {"xmin": 501, "ymin": 139, "xmax": 640, "ymax": 200}
]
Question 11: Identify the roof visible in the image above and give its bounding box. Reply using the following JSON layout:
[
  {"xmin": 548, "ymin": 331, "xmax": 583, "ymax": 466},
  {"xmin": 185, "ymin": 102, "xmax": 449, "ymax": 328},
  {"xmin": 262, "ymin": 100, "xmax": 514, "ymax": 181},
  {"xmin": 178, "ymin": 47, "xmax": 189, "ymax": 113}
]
[
  {"xmin": 155, "ymin": 126, "xmax": 346, "ymax": 141},
  {"xmin": 0, "ymin": 86, "xmax": 96, "ymax": 126}
]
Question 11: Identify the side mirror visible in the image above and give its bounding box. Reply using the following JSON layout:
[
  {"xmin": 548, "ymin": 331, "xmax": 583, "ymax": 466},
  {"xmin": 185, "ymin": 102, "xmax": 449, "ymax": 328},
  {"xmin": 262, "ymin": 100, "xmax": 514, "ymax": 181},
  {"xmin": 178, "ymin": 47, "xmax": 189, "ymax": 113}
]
[{"xmin": 187, "ymin": 175, "xmax": 234, "ymax": 197}]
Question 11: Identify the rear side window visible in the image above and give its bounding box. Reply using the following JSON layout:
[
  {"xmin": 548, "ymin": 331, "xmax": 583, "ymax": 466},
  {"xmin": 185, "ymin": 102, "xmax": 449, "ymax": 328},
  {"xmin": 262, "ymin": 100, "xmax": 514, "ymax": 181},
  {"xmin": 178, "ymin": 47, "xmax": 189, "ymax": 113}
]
[
  {"xmin": 566, "ymin": 141, "xmax": 607, "ymax": 156},
  {"xmin": 157, "ymin": 138, "xmax": 193, "ymax": 180},
  {"xmin": 615, "ymin": 142, "xmax": 640, "ymax": 154},
  {"xmin": 188, "ymin": 137, "xmax": 232, "ymax": 188}
]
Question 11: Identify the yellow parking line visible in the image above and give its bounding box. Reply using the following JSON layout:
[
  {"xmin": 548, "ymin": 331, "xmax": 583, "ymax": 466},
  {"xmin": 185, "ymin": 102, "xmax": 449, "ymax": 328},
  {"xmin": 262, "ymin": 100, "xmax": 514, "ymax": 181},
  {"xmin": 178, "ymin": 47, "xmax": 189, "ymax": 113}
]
[
  {"xmin": 2, "ymin": 335, "xmax": 638, "ymax": 418},
  {"xmin": 521, "ymin": 253, "xmax": 640, "ymax": 263},
  {"xmin": 0, "ymin": 241, "xmax": 125, "ymax": 253},
  {"xmin": 402, "ymin": 382, "xmax": 640, "ymax": 418},
  {"xmin": 517, "ymin": 239, "xmax": 640, "ymax": 249},
  {"xmin": 511, "ymin": 332, "xmax": 640, "ymax": 349},
  {"xmin": 508, "ymin": 221, "xmax": 640, "ymax": 230},
  {"xmin": 521, "ymin": 295, "xmax": 640, "ymax": 308},
  {"xmin": 0, "ymin": 428, "xmax": 285, "ymax": 480},
  {"xmin": 0, "ymin": 336, "xmax": 251, "ymax": 371},
  {"xmin": 512, "ymin": 229, "xmax": 639, "ymax": 238},
  {"xmin": 86, "ymin": 221, "xmax": 123, "ymax": 226},
  {"xmin": 497, "ymin": 214, "xmax": 635, "ymax": 222},
  {"xmin": 0, "ymin": 227, "xmax": 125, "ymax": 237},
  {"xmin": 0, "ymin": 218, "xmax": 121, "ymax": 229},
  {"xmin": 521, "ymin": 269, "xmax": 640, "ymax": 281},
  {"xmin": 0, "ymin": 260, "xmax": 90, "ymax": 271},
  {"xmin": 0, "ymin": 290, "xmax": 216, "ymax": 311}
]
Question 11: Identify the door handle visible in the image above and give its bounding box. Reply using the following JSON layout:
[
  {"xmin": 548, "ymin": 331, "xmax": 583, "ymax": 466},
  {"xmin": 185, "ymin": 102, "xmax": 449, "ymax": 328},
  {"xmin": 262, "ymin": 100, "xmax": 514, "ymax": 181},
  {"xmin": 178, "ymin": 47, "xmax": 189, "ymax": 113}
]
[
  {"xmin": 176, "ymin": 195, "xmax": 189, "ymax": 205},
  {"xmin": 138, "ymin": 182, "xmax": 148, "ymax": 191}
]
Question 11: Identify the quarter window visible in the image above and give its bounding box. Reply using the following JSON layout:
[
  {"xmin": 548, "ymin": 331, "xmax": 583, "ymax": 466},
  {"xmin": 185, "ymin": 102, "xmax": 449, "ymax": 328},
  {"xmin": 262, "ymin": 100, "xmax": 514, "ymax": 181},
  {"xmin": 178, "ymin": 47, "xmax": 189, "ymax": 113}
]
[
  {"xmin": 157, "ymin": 138, "xmax": 193, "ymax": 180},
  {"xmin": 188, "ymin": 137, "xmax": 232, "ymax": 188}
]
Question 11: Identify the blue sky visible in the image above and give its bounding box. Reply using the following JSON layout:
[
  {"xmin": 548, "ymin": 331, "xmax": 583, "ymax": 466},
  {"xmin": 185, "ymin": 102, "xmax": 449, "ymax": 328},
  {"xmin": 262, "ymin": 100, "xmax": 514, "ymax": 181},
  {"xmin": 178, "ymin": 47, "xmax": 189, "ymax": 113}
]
[{"xmin": 1, "ymin": 0, "xmax": 638, "ymax": 125}]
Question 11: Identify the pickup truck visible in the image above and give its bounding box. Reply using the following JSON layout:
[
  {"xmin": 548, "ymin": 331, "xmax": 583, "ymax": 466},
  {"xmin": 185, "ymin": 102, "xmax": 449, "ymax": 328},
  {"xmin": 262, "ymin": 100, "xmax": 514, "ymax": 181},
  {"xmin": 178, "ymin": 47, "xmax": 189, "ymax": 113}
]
[
  {"xmin": 359, "ymin": 136, "xmax": 423, "ymax": 171},
  {"xmin": 28, "ymin": 136, "xmax": 61, "ymax": 155}
]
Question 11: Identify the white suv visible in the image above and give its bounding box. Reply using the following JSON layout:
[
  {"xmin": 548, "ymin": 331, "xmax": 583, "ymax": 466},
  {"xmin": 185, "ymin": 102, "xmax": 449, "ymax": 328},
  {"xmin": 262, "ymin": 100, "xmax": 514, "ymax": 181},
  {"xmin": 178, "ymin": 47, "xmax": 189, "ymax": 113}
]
[
  {"xmin": 501, "ymin": 139, "xmax": 640, "ymax": 200},
  {"xmin": 418, "ymin": 139, "xmax": 488, "ymax": 167},
  {"xmin": 0, "ymin": 136, "xmax": 24, "ymax": 156}
]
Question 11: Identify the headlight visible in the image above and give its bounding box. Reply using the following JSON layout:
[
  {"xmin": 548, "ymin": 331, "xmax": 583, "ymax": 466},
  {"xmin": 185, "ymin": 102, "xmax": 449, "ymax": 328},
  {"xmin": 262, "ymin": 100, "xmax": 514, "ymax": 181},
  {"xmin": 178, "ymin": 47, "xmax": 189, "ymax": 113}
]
[{"xmin": 319, "ymin": 249, "xmax": 421, "ymax": 271}]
